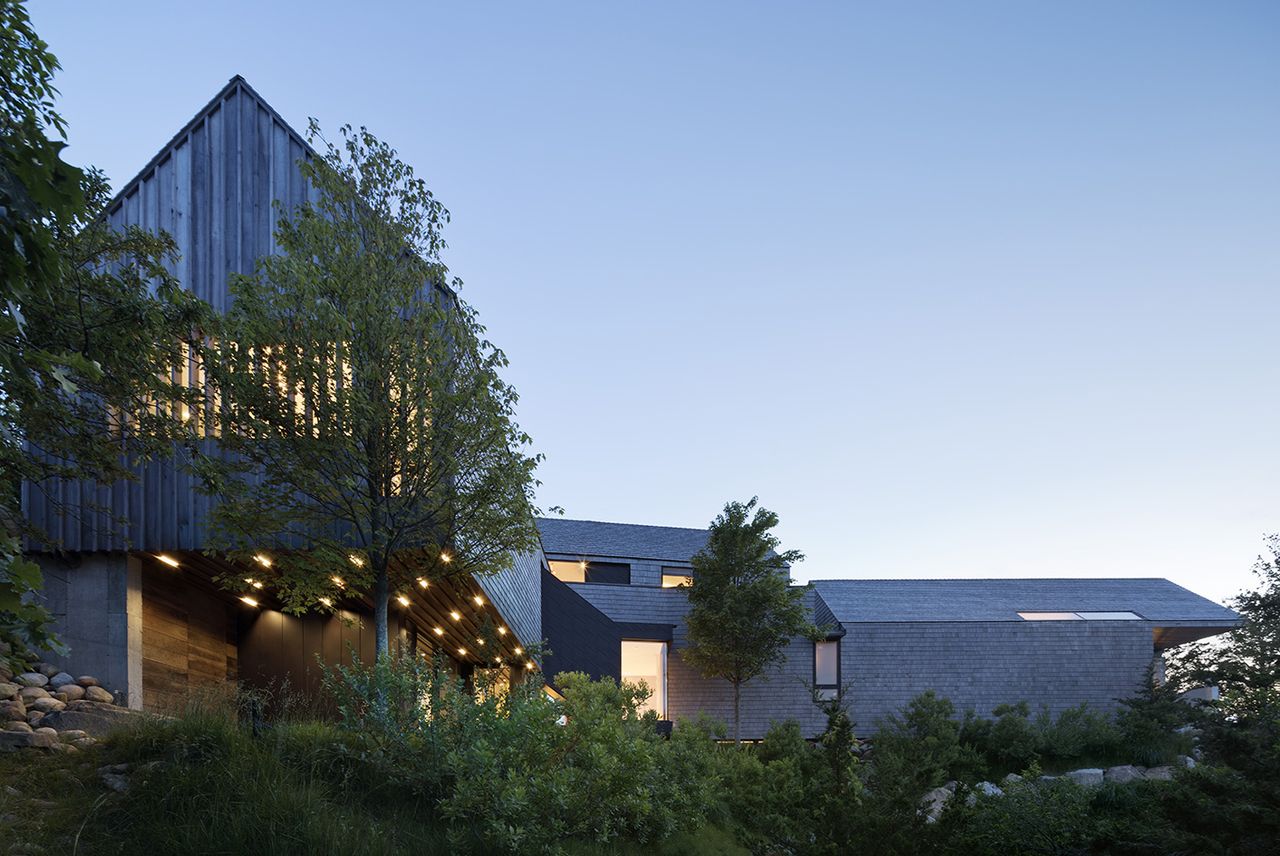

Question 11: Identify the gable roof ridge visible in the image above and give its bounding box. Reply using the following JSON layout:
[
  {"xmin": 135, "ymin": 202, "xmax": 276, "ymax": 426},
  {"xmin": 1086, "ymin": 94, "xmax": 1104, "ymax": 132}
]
[
  {"xmin": 106, "ymin": 75, "xmax": 316, "ymax": 216},
  {"xmin": 536, "ymin": 516, "xmax": 708, "ymax": 533}
]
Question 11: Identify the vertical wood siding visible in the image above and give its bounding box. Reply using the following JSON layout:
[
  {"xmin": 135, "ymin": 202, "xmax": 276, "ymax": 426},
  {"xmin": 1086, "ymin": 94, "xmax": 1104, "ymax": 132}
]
[{"xmin": 22, "ymin": 78, "xmax": 314, "ymax": 553}]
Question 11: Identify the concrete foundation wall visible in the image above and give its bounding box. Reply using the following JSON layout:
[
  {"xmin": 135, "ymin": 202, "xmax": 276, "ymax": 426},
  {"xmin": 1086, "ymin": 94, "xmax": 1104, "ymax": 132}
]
[{"xmin": 35, "ymin": 552, "xmax": 142, "ymax": 709}]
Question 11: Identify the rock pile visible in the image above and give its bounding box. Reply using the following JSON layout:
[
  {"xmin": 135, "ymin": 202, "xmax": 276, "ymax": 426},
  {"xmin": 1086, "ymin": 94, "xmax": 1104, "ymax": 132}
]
[
  {"xmin": 0, "ymin": 659, "xmax": 129, "ymax": 753},
  {"xmin": 921, "ymin": 757, "xmax": 1199, "ymax": 822}
]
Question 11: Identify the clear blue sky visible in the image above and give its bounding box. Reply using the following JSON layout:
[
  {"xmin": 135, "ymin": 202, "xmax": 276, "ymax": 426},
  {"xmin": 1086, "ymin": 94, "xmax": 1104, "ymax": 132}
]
[{"xmin": 37, "ymin": 2, "xmax": 1279, "ymax": 604}]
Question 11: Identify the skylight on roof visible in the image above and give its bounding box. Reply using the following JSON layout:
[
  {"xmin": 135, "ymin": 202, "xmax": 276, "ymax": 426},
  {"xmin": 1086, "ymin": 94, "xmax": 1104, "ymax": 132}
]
[{"xmin": 1018, "ymin": 611, "xmax": 1142, "ymax": 621}]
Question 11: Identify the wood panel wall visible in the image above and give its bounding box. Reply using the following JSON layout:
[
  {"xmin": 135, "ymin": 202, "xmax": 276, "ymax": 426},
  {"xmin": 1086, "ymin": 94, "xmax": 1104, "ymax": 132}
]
[{"xmin": 141, "ymin": 562, "xmax": 238, "ymax": 713}]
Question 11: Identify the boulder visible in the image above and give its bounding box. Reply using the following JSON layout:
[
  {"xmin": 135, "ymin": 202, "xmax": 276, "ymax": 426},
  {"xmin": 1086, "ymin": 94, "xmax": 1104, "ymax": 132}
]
[
  {"xmin": 76, "ymin": 676, "xmax": 99, "ymax": 688},
  {"xmin": 1105, "ymin": 765, "xmax": 1143, "ymax": 784},
  {"xmin": 19, "ymin": 686, "xmax": 49, "ymax": 703},
  {"xmin": 15, "ymin": 673, "xmax": 48, "ymax": 688},
  {"xmin": 34, "ymin": 705, "xmax": 144, "ymax": 738},
  {"xmin": 1177, "ymin": 755, "xmax": 1197, "ymax": 769},
  {"xmin": 0, "ymin": 699, "xmax": 23, "ymax": 720},
  {"xmin": 27, "ymin": 711, "xmax": 43, "ymax": 726},
  {"xmin": 1064, "ymin": 768, "xmax": 1104, "ymax": 787},
  {"xmin": 0, "ymin": 682, "xmax": 18, "ymax": 701},
  {"xmin": 920, "ymin": 786, "xmax": 952, "ymax": 823},
  {"xmin": 966, "ymin": 781, "xmax": 1004, "ymax": 805},
  {"xmin": 49, "ymin": 672, "xmax": 76, "ymax": 689},
  {"xmin": 84, "ymin": 685, "xmax": 115, "ymax": 704},
  {"xmin": 56, "ymin": 729, "xmax": 89, "ymax": 743},
  {"xmin": 30, "ymin": 696, "xmax": 66, "ymax": 714},
  {"xmin": 1002, "ymin": 773, "xmax": 1024, "ymax": 786},
  {"xmin": 72, "ymin": 737, "xmax": 96, "ymax": 750},
  {"xmin": 34, "ymin": 727, "xmax": 58, "ymax": 738},
  {"xmin": 1144, "ymin": 766, "xmax": 1174, "ymax": 781},
  {"xmin": 60, "ymin": 684, "xmax": 85, "ymax": 702},
  {"xmin": 4, "ymin": 721, "xmax": 32, "ymax": 733},
  {"xmin": 35, "ymin": 662, "xmax": 59, "ymax": 678},
  {"xmin": 0, "ymin": 730, "xmax": 58, "ymax": 751}
]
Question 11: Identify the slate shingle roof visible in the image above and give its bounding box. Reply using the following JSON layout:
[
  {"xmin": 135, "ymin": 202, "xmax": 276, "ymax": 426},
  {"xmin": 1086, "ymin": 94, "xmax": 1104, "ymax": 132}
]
[
  {"xmin": 810, "ymin": 578, "xmax": 1239, "ymax": 625},
  {"xmin": 536, "ymin": 517, "xmax": 710, "ymax": 563}
]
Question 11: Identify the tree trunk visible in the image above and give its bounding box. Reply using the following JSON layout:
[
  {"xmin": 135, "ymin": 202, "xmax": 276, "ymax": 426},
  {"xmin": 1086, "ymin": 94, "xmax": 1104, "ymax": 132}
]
[
  {"xmin": 733, "ymin": 680, "xmax": 741, "ymax": 746},
  {"xmin": 373, "ymin": 559, "xmax": 389, "ymax": 658}
]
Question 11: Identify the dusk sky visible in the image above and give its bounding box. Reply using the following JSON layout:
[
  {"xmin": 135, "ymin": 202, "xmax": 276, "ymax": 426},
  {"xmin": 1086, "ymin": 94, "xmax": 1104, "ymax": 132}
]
[{"xmin": 36, "ymin": 2, "xmax": 1278, "ymax": 604}]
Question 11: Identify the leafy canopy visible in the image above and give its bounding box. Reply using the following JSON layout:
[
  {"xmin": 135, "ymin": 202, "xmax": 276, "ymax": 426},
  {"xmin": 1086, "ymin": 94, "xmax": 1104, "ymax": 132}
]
[
  {"xmin": 683, "ymin": 498, "xmax": 813, "ymax": 740},
  {"xmin": 195, "ymin": 122, "xmax": 540, "ymax": 653},
  {"xmin": 2, "ymin": 1, "xmax": 207, "ymax": 669}
]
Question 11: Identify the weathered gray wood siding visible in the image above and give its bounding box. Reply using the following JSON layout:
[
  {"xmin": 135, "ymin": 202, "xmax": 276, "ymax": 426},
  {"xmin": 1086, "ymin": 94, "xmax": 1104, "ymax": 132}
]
[
  {"xmin": 840, "ymin": 621, "xmax": 1155, "ymax": 731},
  {"xmin": 22, "ymin": 77, "xmax": 314, "ymax": 553},
  {"xmin": 566, "ymin": 580, "xmax": 830, "ymax": 739},
  {"xmin": 477, "ymin": 547, "xmax": 544, "ymax": 650}
]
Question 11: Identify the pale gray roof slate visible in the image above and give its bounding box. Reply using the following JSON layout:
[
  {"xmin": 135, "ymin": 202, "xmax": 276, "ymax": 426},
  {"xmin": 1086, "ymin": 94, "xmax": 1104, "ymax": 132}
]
[{"xmin": 810, "ymin": 578, "xmax": 1239, "ymax": 625}]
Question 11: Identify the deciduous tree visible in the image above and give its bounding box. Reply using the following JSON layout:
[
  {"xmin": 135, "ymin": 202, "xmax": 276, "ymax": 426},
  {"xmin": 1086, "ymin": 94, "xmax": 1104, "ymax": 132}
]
[
  {"xmin": 194, "ymin": 122, "xmax": 540, "ymax": 656},
  {"xmin": 683, "ymin": 497, "xmax": 812, "ymax": 744}
]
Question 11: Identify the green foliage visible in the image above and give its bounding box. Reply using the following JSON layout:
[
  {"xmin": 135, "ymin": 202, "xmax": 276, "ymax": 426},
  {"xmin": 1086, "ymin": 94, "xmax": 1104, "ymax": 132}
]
[
  {"xmin": 684, "ymin": 497, "xmax": 813, "ymax": 742},
  {"xmin": 1, "ymin": 0, "xmax": 209, "ymax": 669},
  {"xmin": 194, "ymin": 122, "xmax": 539, "ymax": 654},
  {"xmin": 940, "ymin": 772, "xmax": 1095, "ymax": 856}
]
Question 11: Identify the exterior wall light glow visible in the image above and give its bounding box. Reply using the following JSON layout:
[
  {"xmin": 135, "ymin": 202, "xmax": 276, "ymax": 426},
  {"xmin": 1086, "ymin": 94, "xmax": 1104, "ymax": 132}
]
[
  {"xmin": 396, "ymin": 595, "xmax": 410, "ymax": 607},
  {"xmin": 156, "ymin": 554, "xmax": 180, "ymax": 568},
  {"xmin": 440, "ymin": 552, "xmax": 451, "ymax": 564},
  {"xmin": 473, "ymin": 595, "xmax": 484, "ymax": 606},
  {"xmin": 477, "ymin": 638, "xmax": 485, "ymax": 645},
  {"xmin": 243, "ymin": 578, "xmax": 264, "ymax": 590},
  {"xmin": 254, "ymin": 553, "xmax": 272, "ymax": 568},
  {"xmin": 319, "ymin": 597, "xmax": 333, "ymax": 607},
  {"xmin": 514, "ymin": 647, "xmax": 523, "ymax": 656},
  {"xmin": 240, "ymin": 596, "xmax": 259, "ymax": 607},
  {"xmin": 433, "ymin": 627, "xmax": 444, "ymax": 636},
  {"xmin": 332, "ymin": 576, "xmax": 345, "ymax": 587},
  {"xmin": 457, "ymin": 647, "xmax": 467, "ymax": 656},
  {"xmin": 450, "ymin": 610, "xmax": 461, "ymax": 621},
  {"xmin": 417, "ymin": 578, "xmax": 429, "ymax": 588},
  {"xmin": 526, "ymin": 661, "xmax": 535, "ymax": 670},
  {"xmin": 498, "ymin": 627, "xmax": 507, "ymax": 636},
  {"xmin": 348, "ymin": 554, "xmax": 364, "ymax": 567}
]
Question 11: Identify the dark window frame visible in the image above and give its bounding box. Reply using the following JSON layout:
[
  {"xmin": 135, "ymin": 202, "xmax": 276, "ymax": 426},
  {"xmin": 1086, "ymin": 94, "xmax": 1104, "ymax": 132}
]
[{"xmin": 813, "ymin": 638, "xmax": 840, "ymax": 701}]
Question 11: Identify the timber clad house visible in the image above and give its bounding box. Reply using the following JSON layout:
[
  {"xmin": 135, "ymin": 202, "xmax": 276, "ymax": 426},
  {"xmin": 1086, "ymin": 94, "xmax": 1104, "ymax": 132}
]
[{"xmin": 24, "ymin": 77, "xmax": 1239, "ymax": 737}]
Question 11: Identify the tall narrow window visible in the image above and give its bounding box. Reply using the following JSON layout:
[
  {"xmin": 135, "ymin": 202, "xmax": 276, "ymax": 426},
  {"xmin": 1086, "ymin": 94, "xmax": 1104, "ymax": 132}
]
[
  {"xmin": 621, "ymin": 640, "xmax": 667, "ymax": 718},
  {"xmin": 815, "ymin": 640, "xmax": 839, "ymax": 701}
]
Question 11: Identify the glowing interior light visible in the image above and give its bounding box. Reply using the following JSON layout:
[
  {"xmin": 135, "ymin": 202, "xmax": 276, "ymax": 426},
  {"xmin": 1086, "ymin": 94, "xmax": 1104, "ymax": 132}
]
[
  {"xmin": 156, "ymin": 554, "xmax": 180, "ymax": 568},
  {"xmin": 579, "ymin": 560, "xmax": 587, "ymax": 570},
  {"xmin": 254, "ymin": 553, "xmax": 272, "ymax": 568},
  {"xmin": 396, "ymin": 595, "xmax": 410, "ymax": 607},
  {"xmin": 417, "ymin": 578, "xmax": 429, "ymax": 589},
  {"xmin": 319, "ymin": 597, "xmax": 333, "ymax": 607},
  {"xmin": 179, "ymin": 405, "xmax": 191, "ymax": 423},
  {"xmin": 450, "ymin": 610, "xmax": 461, "ymax": 621},
  {"xmin": 433, "ymin": 627, "xmax": 444, "ymax": 636},
  {"xmin": 240, "ymin": 596, "xmax": 259, "ymax": 607},
  {"xmin": 497, "ymin": 627, "xmax": 507, "ymax": 636}
]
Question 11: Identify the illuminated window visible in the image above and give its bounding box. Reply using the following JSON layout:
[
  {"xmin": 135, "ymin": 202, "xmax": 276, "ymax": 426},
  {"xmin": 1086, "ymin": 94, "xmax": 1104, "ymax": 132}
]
[
  {"xmin": 549, "ymin": 560, "xmax": 631, "ymax": 585},
  {"xmin": 549, "ymin": 560, "xmax": 586, "ymax": 583},
  {"xmin": 661, "ymin": 573, "xmax": 693, "ymax": 588},
  {"xmin": 1017, "ymin": 612, "xmax": 1083, "ymax": 621},
  {"xmin": 815, "ymin": 640, "xmax": 839, "ymax": 701},
  {"xmin": 621, "ymin": 640, "xmax": 667, "ymax": 718}
]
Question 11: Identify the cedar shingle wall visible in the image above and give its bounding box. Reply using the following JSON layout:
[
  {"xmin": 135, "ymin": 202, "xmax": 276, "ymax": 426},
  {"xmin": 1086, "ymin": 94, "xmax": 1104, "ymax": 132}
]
[{"xmin": 841, "ymin": 621, "xmax": 1155, "ymax": 731}]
